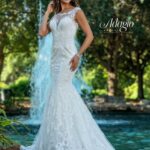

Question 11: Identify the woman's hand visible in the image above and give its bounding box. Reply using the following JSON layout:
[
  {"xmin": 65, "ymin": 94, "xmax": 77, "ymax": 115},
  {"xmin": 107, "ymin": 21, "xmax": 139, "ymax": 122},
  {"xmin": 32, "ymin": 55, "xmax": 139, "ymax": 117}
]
[
  {"xmin": 46, "ymin": 1, "xmax": 54, "ymax": 14},
  {"xmin": 69, "ymin": 54, "xmax": 80, "ymax": 72}
]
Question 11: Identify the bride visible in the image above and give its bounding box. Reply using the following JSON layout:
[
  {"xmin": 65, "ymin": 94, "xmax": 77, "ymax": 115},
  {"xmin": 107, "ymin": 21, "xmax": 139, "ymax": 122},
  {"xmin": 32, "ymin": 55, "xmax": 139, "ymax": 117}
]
[{"xmin": 20, "ymin": 0, "xmax": 115, "ymax": 149}]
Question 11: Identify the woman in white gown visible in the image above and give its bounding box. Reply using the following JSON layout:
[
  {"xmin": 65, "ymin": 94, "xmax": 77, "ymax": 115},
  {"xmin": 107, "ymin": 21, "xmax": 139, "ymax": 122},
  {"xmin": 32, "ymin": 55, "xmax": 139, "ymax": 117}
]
[{"xmin": 20, "ymin": 0, "xmax": 115, "ymax": 149}]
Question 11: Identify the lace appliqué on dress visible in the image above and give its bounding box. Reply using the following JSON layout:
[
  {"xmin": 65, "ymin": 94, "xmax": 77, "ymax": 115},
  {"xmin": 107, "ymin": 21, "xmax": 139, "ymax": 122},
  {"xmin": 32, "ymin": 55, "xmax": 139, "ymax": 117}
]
[{"xmin": 55, "ymin": 7, "xmax": 81, "ymax": 27}]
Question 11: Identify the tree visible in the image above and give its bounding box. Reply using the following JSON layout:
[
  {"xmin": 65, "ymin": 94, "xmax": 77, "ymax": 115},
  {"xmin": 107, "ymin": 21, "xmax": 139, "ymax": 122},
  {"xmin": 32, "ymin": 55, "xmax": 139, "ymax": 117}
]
[{"xmin": 0, "ymin": 0, "xmax": 38, "ymax": 81}]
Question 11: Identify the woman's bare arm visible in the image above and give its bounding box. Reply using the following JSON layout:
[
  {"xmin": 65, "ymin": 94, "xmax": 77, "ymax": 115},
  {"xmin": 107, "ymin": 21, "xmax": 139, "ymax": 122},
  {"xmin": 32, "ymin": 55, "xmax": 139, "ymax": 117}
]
[
  {"xmin": 75, "ymin": 9, "xmax": 94, "ymax": 56},
  {"xmin": 38, "ymin": 1, "xmax": 54, "ymax": 37},
  {"xmin": 69, "ymin": 8, "xmax": 94, "ymax": 71}
]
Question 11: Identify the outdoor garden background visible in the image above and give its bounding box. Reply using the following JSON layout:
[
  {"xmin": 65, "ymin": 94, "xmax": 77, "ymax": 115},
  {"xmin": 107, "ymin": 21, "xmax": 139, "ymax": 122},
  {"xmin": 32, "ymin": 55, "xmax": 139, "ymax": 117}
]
[{"xmin": 0, "ymin": 0, "xmax": 150, "ymax": 150}]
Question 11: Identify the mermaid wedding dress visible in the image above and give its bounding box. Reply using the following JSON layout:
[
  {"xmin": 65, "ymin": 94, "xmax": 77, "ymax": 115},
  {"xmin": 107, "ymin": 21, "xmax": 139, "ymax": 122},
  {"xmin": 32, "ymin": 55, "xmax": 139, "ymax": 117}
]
[{"xmin": 20, "ymin": 6, "xmax": 115, "ymax": 150}]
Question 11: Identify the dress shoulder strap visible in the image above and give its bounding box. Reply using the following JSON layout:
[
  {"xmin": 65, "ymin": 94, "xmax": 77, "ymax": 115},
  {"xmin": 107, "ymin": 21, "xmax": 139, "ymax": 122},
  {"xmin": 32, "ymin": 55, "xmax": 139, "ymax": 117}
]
[
  {"xmin": 69, "ymin": 6, "xmax": 82, "ymax": 19},
  {"xmin": 74, "ymin": 6, "xmax": 81, "ymax": 12}
]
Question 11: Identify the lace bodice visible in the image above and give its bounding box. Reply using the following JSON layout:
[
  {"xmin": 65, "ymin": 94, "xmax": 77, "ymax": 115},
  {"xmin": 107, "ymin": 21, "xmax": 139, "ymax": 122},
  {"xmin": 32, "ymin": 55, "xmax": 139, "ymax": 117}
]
[
  {"xmin": 49, "ymin": 6, "xmax": 81, "ymax": 47},
  {"xmin": 48, "ymin": 6, "xmax": 82, "ymax": 86}
]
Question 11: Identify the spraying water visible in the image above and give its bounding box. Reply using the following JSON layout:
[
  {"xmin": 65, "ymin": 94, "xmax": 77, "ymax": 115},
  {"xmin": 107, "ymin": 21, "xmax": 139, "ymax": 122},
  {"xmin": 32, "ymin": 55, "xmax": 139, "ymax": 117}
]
[{"xmin": 24, "ymin": 0, "xmax": 92, "ymax": 125}]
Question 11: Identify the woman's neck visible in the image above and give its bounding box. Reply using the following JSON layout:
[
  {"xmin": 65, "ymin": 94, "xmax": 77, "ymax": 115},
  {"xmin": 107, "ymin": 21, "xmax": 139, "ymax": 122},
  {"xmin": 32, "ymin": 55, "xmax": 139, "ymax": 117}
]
[{"xmin": 60, "ymin": 3, "xmax": 73, "ymax": 12}]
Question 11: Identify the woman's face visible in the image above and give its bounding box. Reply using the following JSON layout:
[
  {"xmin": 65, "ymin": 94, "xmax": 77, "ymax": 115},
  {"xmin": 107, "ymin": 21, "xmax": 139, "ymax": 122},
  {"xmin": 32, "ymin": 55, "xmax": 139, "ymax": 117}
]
[{"xmin": 61, "ymin": 0, "xmax": 71, "ymax": 4}]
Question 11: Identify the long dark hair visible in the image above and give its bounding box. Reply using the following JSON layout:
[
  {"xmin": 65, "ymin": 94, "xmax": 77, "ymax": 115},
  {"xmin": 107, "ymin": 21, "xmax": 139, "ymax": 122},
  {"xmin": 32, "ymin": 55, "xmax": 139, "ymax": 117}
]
[{"xmin": 52, "ymin": 0, "xmax": 80, "ymax": 13}]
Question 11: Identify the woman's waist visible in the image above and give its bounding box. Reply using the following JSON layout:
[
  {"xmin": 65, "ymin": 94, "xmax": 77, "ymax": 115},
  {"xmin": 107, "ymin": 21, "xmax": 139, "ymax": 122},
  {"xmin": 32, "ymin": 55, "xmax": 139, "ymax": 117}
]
[
  {"xmin": 51, "ymin": 48, "xmax": 77, "ymax": 58},
  {"xmin": 51, "ymin": 46, "xmax": 77, "ymax": 61},
  {"xmin": 52, "ymin": 41, "xmax": 77, "ymax": 50},
  {"xmin": 53, "ymin": 39, "xmax": 75, "ymax": 46}
]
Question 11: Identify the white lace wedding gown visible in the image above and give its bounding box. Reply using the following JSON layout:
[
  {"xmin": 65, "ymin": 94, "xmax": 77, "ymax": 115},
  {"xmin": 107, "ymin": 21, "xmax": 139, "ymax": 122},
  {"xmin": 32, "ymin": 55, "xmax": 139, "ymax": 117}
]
[{"xmin": 20, "ymin": 6, "xmax": 115, "ymax": 150}]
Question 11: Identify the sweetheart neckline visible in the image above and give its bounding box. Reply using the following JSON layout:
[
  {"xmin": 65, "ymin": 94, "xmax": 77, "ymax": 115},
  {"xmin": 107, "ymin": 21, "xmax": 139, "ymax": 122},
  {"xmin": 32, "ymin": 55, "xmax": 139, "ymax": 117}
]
[
  {"xmin": 49, "ymin": 7, "xmax": 80, "ymax": 30},
  {"xmin": 56, "ymin": 15, "xmax": 79, "ymax": 30}
]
